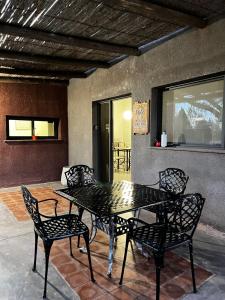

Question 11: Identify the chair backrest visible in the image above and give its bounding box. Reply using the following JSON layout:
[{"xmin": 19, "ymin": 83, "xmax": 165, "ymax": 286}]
[
  {"xmin": 159, "ymin": 168, "xmax": 189, "ymax": 195},
  {"xmin": 65, "ymin": 165, "xmax": 96, "ymax": 188},
  {"xmin": 21, "ymin": 186, "xmax": 43, "ymax": 232},
  {"xmin": 168, "ymin": 193, "xmax": 205, "ymax": 237}
]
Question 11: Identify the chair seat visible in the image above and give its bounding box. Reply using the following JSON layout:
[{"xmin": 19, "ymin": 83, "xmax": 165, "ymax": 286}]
[
  {"xmin": 38, "ymin": 214, "xmax": 88, "ymax": 240},
  {"xmin": 133, "ymin": 223, "xmax": 190, "ymax": 251}
]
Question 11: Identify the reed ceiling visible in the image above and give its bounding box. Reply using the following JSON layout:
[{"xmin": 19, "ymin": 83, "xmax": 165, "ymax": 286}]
[{"xmin": 0, "ymin": 0, "xmax": 224, "ymax": 83}]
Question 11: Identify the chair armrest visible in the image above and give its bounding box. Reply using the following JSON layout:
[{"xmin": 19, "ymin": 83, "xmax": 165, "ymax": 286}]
[
  {"xmin": 128, "ymin": 217, "xmax": 149, "ymax": 226},
  {"xmin": 38, "ymin": 198, "xmax": 58, "ymax": 216}
]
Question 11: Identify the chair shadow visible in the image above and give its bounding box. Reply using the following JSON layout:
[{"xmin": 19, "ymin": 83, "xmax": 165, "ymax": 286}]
[{"xmin": 35, "ymin": 270, "xmax": 74, "ymax": 300}]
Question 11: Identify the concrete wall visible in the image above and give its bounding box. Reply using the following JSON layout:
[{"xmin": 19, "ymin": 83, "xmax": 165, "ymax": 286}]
[{"xmin": 68, "ymin": 19, "xmax": 225, "ymax": 231}]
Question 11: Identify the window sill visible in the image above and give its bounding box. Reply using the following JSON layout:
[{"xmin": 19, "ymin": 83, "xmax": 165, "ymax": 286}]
[
  {"xmin": 149, "ymin": 146, "xmax": 225, "ymax": 154},
  {"xmin": 4, "ymin": 139, "xmax": 63, "ymax": 143}
]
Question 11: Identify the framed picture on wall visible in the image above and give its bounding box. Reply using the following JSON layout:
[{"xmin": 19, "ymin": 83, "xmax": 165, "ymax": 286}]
[{"xmin": 132, "ymin": 101, "xmax": 149, "ymax": 134}]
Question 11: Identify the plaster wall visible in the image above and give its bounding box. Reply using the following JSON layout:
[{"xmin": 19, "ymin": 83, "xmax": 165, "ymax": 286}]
[
  {"xmin": 0, "ymin": 82, "xmax": 68, "ymax": 187},
  {"xmin": 68, "ymin": 19, "xmax": 225, "ymax": 231}
]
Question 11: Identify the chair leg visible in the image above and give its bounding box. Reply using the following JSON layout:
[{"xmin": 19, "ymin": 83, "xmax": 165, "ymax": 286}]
[
  {"xmin": 153, "ymin": 252, "xmax": 164, "ymax": 300},
  {"xmin": 69, "ymin": 237, "xmax": 73, "ymax": 257},
  {"xmin": 156, "ymin": 266, "xmax": 161, "ymax": 300},
  {"xmin": 69, "ymin": 201, "xmax": 72, "ymax": 214},
  {"xmin": 83, "ymin": 231, "xmax": 95, "ymax": 282},
  {"xmin": 43, "ymin": 240, "xmax": 53, "ymax": 299},
  {"xmin": 89, "ymin": 215, "xmax": 97, "ymax": 244},
  {"xmin": 189, "ymin": 241, "xmax": 197, "ymax": 293},
  {"xmin": 32, "ymin": 231, "xmax": 38, "ymax": 272},
  {"xmin": 119, "ymin": 233, "xmax": 130, "ymax": 285}
]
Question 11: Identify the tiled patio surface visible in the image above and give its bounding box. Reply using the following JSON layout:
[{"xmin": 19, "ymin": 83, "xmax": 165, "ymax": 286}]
[{"xmin": 0, "ymin": 187, "xmax": 215, "ymax": 299}]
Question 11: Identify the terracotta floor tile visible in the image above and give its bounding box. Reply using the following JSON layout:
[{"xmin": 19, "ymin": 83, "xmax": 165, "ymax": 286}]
[
  {"xmin": 75, "ymin": 281, "xmax": 106, "ymax": 299},
  {"xmin": 195, "ymin": 266, "xmax": 213, "ymax": 284},
  {"xmin": 65, "ymin": 270, "xmax": 90, "ymax": 288},
  {"xmin": 57, "ymin": 261, "xmax": 86, "ymax": 277},
  {"xmin": 93, "ymin": 272, "xmax": 118, "ymax": 292},
  {"xmin": 0, "ymin": 187, "xmax": 213, "ymax": 300},
  {"xmin": 51, "ymin": 253, "xmax": 72, "ymax": 266},
  {"xmin": 162, "ymin": 281, "xmax": 187, "ymax": 299},
  {"xmin": 167, "ymin": 271, "xmax": 193, "ymax": 292},
  {"xmin": 110, "ymin": 285, "xmax": 138, "ymax": 300},
  {"xmin": 95, "ymin": 293, "xmax": 118, "ymax": 300},
  {"xmin": 123, "ymin": 280, "xmax": 152, "ymax": 296},
  {"xmin": 16, "ymin": 215, "xmax": 29, "ymax": 221},
  {"xmin": 50, "ymin": 245, "xmax": 64, "ymax": 257},
  {"xmin": 172, "ymin": 256, "xmax": 190, "ymax": 269}
]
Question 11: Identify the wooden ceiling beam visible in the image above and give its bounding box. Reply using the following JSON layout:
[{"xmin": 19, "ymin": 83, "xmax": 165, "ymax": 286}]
[
  {"xmin": 0, "ymin": 50, "xmax": 109, "ymax": 69},
  {"xmin": 102, "ymin": 0, "xmax": 207, "ymax": 28},
  {"xmin": 0, "ymin": 77, "xmax": 69, "ymax": 85},
  {"xmin": 0, "ymin": 68, "xmax": 87, "ymax": 79},
  {"xmin": 0, "ymin": 23, "xmax": 140, "ymax": 56}
]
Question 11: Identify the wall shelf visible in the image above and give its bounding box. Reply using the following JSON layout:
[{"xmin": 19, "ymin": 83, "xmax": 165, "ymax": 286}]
[
  {"xmin": 4, "ymin": 139, "xmax": 63, "ymax": 143},
  {"xmin": 148, "ymin": 146, "xmax": 225, "ymax": 154}
]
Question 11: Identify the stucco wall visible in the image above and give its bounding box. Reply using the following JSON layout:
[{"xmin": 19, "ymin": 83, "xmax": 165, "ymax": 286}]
[
  {"xmin": 0, "ymin": 82, "xmax": 68, "ymax": 187},
  {"xmin": 68, "ymin": 19, "xmax": 225, "ymax": 231}
]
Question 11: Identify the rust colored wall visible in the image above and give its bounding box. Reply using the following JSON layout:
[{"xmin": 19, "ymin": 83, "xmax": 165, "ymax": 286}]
[{"xmin": 0, "ymin": 81, "xmax": 68, "ymax": 187}]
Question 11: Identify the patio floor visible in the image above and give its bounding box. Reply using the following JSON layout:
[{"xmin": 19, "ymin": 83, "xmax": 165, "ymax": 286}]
[{"xmin": 0, "ymin": 182, "xmax": 225, "ymax": 300}]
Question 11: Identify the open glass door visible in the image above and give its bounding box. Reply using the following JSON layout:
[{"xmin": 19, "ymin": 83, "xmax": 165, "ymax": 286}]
[
  {"xmin": 112, "ymin": 97, "xmax": 132, "ymax": 182},
  {"xmin": 93, "ymin": 96, "xmax": 132, "ymax": 183}
]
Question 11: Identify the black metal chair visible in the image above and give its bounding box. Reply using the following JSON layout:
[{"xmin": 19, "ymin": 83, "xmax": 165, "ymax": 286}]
[
  {"xmin": 140, "ymin": 168, "xmax": 189, "ymax": 221},
  {"xmin": 120, "ymin": 193, "xmax": 205, "ymax": 300},
  {"xmin": 65, "ymin": 164, "xmax": 96, "ymax": 188},
  {"xmin": 21, "ymin": 186, "xmax": 95, "ymax": 299},
  {"xmin": 65, "ymin": 165, "xmax": 129, "ymax": 252},
  {"xmin": 65, "ymin": 164, "xmax": 97, "ymax": 245},
  {"xmin": 157, "ymin": 168, "xmax": 189, "ymax": 195}
]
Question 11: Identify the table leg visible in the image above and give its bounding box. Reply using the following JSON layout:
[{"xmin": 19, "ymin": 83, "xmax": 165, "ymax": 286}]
[
  {"xmin": 128, "ymin": 149, "xmax": 131, "ymax": 171},
  {"xmin": 89, "ymin": 214, "xmax": 97, "ymax": 243},
  {"xmin": 79, "ymin": 213, "xmax": 97, "ymax": 253},
  {"xmin": 107, "ymin": 217, "xmax": 116, "ymax": 277}
]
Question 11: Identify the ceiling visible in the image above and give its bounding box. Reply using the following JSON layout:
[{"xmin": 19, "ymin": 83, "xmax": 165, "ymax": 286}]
[{"xmin": 0, "ymin": 0, "xmax": 224, "ymax": 83}]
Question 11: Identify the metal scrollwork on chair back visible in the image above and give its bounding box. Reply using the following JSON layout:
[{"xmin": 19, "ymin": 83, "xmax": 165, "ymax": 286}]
[
  {"xmin": 65, "ymin": 165, "xmax": 96, "ymax": 188},
  {"xmin": 168, "ymin": 193, "xmax": 205, "ymax": 236},
  {"xmin": 159, "ymin": 168, "xmax": 189, "ymax": 195},
  {"xmin": 21, "ymin": 185, "xmax": 43, "ymax": 232}
]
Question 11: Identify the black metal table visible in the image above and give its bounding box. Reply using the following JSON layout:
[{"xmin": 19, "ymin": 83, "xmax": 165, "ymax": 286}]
[{"xmin": 55, "ymin": 180, "xmax": 171, "ymax": 276}]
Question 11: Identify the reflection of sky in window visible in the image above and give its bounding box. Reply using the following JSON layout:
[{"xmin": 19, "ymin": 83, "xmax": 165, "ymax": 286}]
[{"xmin": 175, "ymin": 95, "xmax": 223, "ymax": 126}]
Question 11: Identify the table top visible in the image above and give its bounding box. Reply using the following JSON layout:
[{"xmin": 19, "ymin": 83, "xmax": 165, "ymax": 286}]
[{"xmin": 55, "ymin": 181, "xmax": 172, "ymax": 217}]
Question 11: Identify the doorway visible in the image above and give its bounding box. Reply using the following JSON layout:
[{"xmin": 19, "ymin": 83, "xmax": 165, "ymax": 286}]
[{"xmin": 92, "ymin": 96, "xmax": 132, "ymax": 183}]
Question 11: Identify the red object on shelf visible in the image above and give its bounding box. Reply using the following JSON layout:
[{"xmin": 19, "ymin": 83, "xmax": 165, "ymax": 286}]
[
  {"xmin": 32, "ymin": 135, "xmax": 37, "ymax": 140},
  {"xmin": 155, "ymin": 141, "xmax": 161, "ymax": 147}
]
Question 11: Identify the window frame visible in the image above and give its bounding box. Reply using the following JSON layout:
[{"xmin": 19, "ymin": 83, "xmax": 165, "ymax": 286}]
[
  {"xmin": 150, "ymin": 73, "xmax": 225, "ymax": 149},
  {"xmin": 6, "ymin": 116, "xmax": 59, "ymax": 140}
]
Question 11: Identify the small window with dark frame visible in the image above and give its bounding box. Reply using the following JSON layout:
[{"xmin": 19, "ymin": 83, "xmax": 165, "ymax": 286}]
[
  {"xmin": 6, "ymin": 116, "xmax": 59, "ymax": 140},
  {"xmin": 161, "ymin": 78, "xmax": 224, "ymax": 147}
]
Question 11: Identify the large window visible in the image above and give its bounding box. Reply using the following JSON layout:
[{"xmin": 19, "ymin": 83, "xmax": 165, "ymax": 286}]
[
  {"xmin": 6, "ymin": 116, "xmax": 59, "ymax": 140},
  {"xmin": 161, "ymin": 78, "xmax": 224, "ymax": 147}
]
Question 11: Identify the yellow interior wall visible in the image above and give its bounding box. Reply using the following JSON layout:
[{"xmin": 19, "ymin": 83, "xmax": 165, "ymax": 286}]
[
  {"xmin": 9, "ymin": 120, "xmax": 31, "ymax": 136},
  {"xmin": 34, "ymin": 121, "xmax": 54, "ymax": 136},
  {"xmin": 113, "ymin": 97, "xmax": 132, "ymax": 147}
]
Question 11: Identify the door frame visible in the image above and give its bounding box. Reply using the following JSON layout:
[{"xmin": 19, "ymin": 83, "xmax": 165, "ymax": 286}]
[{"xmin": 92, "ymin": 93, "xmax": 132, "ymax": 182}]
